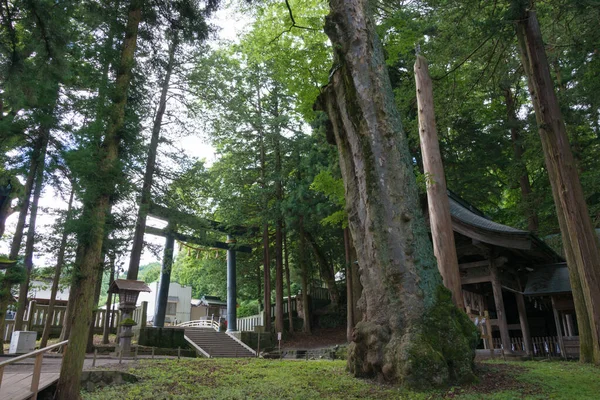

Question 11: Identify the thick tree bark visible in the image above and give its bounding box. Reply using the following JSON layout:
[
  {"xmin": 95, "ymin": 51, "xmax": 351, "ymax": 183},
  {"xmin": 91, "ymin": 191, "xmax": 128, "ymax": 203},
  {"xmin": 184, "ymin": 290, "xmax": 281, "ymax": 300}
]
[
  {"xmin": 305, "ymin": 231, "xmax": 340, "ymax": 309},
  {"xmin": 503, "ymin": 85, "xmax": 539, "ymax": 232},
  {"xmin": 414, "ymin": 55, "xmax": 464, "ymax": 309},
  {"xmin": 55, "ymin": 1, "xmax": 142, "ymax": 397},
  {"xmin": 344, "ymin": 227, "xmax": 354, "ymax": 342},
  {"xmin": 14, "ymin": 131, "xmax": 49, "ymax": 331},
  {"xmin": 128, "ymin": 30, "xmax": 179, "ymax": 280},
  {"xmin": 515, "ymin": 7, "xmax": 600, "ymax": 364},
  {"xmin": 348, "ymin": 230, "xmax": 363, "ymax": 325},
  {"xmin": 298, "ymin": 216, "xmax": 311, "ymax": 334},
  {"xmin": 40, "ymin": 186, "xmax": 75, "ymax": 348},
  {"xmin": 317, "ymin": 0, "xmax": 477, "ymax": 386}
]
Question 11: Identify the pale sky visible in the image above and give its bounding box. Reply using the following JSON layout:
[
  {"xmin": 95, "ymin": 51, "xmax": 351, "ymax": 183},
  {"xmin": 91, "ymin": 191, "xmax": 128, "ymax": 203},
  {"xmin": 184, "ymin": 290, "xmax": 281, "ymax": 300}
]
[{"xmin": 0, "ymin": 5, "xmax": 251, "ymax": 274}]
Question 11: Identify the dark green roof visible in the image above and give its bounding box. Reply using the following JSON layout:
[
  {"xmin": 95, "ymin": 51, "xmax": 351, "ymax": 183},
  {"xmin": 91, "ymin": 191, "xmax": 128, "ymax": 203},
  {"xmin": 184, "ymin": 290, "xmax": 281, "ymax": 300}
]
[{"xmin": 523, "ymin": 263, "xmax": 571, "ymax": 296}]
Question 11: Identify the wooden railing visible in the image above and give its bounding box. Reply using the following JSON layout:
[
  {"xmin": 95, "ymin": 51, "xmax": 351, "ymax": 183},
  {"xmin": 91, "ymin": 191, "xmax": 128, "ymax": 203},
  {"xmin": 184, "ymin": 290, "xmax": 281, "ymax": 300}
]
[
  {"xmin": 492, "ymin": 336, "xmax": 569, "ymax": 357},
  {"xmin": 177, "ymin": 319, "xmax": 220, "ymax": 331},
  {"xmin": 3, "ymin": 302, "xmax": 148, "ymax": 342},
  {"xmin": 237, "ymin": 312, "xmax": 264, "ymax": 332},
  {"xmin": 0, "ymin": 339, "xmax": 68, "ymax": 399}
]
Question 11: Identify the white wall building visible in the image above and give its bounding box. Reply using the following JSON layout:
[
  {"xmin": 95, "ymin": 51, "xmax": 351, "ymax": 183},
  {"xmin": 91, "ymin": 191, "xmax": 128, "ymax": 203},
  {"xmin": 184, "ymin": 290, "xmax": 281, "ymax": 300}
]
[{"xmin": 138, "ymin": 282, "xmax": 192, "ymax": 325}]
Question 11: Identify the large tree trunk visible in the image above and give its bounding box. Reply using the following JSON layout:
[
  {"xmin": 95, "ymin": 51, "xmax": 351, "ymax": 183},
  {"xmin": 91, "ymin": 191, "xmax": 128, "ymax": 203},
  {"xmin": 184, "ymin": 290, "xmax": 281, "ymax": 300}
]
[
  {"xmin": 298, "ymin": 216, "xmax": 311, "ymax": 334},
  {"xmin": 0, "ymin": 133, "xmax": 43, "ymax": 354},
  {"xmin": 128, "ymin": 30, "xmax": 179, "ymax": 280},
  {"xmin": 262, "ymin": 223, "xmax": 271, "ymax": 331},
  {"xmin": 284, "ymin": 229, "xmax": 294, "ymax": 333},
  {"xmin": 275, "ymin": 219, "xmax": 284, "ymax": 333},
  {"xmin": 55, "ymin": 1, "xmax": 142, "ymax": 397},
  {"xmin": 515, "ymin": 7, "xmax": 600, "ymax": 364},
  {"xmin": 14, "ymin": 131, "xmax": 49, "ymax": 331},
  {"xmin": 102, "ymin": 253, "xmax": 116, "ymax": 344},
  {"xmin": 503, "ymin": 85, "xmax": 539, "ymax": 232},
  {"xmin": 317, "ymin": 0, "xmax": 477, "ymax": 386},
  {"xmin": 414, "ymin": 55, "xmax": 464, "ymax": 309},
  {"xmin": 40, "ymin": 186, "xmax": 74, "ymax": 348},
  {"xmin": 274, "ymin": 100, "xmax": 284, "ymax": 334},
  {"xmin": 305, "ymin": 231, "xmax": 340, "ymax": 309}
]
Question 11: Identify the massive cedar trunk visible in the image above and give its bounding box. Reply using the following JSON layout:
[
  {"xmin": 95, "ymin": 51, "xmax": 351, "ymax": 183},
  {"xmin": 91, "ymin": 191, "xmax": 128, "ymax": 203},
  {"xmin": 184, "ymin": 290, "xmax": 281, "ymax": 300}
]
[
  {"xmin": 515, "ymin": 7, "xmax": 600, "ymax": 364},
  {"xmin": 0, "ymin": 133, "xmax": 43, "ymax": 354},
  {"xmin": 304, "ymin": 231, "xmax": 340, "ymax": 308},
  {"xmin": 40, "ymin": 186, "xmax": 74, "ymax": 348},
  {"xmin": 55, "ymin": 1, "xmax": 142, "ymax": 397},
  {"xmin": 317, "ymin": 0, "xmax": 477, "ymax": 386},
  {"xmin": 414, "ymin": 55, "xmax": 464, "ymax": 309},
  {"xmin": 128, "ymin": 30, "xmax": 179, "ymax": 280},
  {"xmin": 14, "ymin": 131, "xmax": 49, "ymax": 331},
  {"xmin": 503, "ymin": 85, "xmax": 539, "ymax": 232}
]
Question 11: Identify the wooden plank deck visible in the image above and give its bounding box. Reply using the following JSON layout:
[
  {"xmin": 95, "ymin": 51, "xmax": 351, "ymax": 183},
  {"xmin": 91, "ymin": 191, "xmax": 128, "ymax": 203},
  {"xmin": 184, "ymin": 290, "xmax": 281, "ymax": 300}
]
[{"xmin": 0, "ymin": 372, "xmax": 59, "ymax": 400}]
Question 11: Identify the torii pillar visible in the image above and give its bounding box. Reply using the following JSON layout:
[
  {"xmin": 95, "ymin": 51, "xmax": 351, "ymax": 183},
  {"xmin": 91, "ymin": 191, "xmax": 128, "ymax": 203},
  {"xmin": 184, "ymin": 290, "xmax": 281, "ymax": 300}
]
[
  {"xmin": 226, "ymin": 235, "xmax": 237, "ymax": 332},
  {"xmin": 154, "ymin": 227, "xmax": 174, "ymax": 328}
]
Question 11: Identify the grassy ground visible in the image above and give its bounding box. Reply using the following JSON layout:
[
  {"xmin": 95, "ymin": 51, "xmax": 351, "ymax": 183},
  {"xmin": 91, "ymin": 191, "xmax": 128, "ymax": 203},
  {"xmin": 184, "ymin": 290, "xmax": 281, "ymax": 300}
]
[{"xmin": 83, "ymin": 358, "xmax": 600, "ymax": 400}]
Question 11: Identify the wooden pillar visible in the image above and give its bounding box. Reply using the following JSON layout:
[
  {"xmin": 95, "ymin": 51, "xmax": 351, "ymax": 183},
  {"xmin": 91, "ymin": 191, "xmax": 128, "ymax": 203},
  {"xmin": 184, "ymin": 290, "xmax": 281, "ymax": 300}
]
[
  {"xmin": 551, "ymin": 296, "xmax": 567, "ymax": 359},
  {"xmin": 226, "ymin": 235, "xmax": 237, "ymax": 332},
  {"xmin": 140, "ymin": 301, "xmax": 148, "ymax": 330},
  {"xmin": 565, "ymin": 313, "xmax": 575, "ymax": 337},
  {"xmin": 515, "ymin": 292, "xmax": 532, "ymax": 355},
  {"xmin": 26, "ymin": 301, "xmax": 37, "ymax": 331},
  {"xmin": 414, "ymin": 55, "xmax": 464, "ymax": 309},
  {"xmin": 490, "ymin": 261, "xmax": 511, "ymax": 352}
]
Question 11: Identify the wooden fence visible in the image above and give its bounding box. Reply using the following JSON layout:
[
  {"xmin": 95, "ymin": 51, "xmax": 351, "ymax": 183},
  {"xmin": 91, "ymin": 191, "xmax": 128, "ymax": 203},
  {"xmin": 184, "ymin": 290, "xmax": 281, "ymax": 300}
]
[
  {"xmin": 237, "ymin": 312, "xmax": 264, "ymax": 332},
  {"xmin": 491, "ymin": 336, "xmax": 579, "ymax": 358},
  {"xmin": 3, "ymin": 302, "xmax": 147, "ymax": 343}
]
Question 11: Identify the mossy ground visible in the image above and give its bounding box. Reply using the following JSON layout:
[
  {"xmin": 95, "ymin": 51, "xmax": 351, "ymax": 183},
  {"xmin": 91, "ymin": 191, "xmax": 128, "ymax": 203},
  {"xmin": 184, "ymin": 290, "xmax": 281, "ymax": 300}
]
[{"xmin": 83, "ymin": 358, "xmax": 600, "ymax": 400}]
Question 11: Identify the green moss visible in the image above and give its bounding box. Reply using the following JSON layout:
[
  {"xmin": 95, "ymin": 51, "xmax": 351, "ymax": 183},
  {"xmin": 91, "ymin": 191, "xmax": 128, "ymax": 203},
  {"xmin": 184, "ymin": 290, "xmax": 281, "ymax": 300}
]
[
  {"xmin": 404, "ymin": 285, "xmax": 478, "ymax": 388},
  {"xmin": 119, "ymin": 318, "xmax": 137, "ymax": 327}
]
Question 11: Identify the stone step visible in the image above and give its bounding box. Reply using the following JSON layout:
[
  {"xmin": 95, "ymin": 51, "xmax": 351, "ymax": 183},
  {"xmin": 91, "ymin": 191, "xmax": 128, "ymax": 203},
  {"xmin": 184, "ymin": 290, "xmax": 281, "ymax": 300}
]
[{"xmin": 184, "ymin": 329, "xmax": 255, "ymax": 358}]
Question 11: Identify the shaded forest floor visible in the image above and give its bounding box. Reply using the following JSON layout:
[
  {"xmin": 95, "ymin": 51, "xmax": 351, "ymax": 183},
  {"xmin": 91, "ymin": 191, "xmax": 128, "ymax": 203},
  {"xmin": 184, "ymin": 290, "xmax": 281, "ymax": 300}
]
[{"xmin": 83, "ymin": 358, "xmax": 600, "ymax": 399}]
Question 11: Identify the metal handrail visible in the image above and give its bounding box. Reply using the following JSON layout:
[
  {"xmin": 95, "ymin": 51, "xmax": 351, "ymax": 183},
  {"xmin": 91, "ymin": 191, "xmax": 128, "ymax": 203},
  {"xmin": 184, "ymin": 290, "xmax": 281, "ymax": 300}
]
[{"xmin": 0, "ymin": 339, "xmax": 68, "ymax": 397}]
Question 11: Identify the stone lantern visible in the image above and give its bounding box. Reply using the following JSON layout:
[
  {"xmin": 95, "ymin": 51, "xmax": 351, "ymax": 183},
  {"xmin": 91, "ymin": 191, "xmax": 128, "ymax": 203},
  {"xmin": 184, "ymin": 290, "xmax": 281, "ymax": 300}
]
[{"xmin": 108, "ymin": 279, "xmax": 150, "ymax": 356}]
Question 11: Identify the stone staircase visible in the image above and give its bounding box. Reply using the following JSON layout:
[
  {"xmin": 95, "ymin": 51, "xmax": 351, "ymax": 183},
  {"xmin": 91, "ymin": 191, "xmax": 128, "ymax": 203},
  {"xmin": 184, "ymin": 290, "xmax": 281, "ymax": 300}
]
[{"xmin": 184, "ymin": 328, "xmax": 255, "ymax": 358}]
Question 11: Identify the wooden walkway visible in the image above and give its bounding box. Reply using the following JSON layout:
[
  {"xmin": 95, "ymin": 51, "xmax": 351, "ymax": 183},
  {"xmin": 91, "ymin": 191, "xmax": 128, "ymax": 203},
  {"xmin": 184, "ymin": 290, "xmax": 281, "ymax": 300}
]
[{"xmin": 0, "ymin": 372, "xmax": 59, "ymax": 400}]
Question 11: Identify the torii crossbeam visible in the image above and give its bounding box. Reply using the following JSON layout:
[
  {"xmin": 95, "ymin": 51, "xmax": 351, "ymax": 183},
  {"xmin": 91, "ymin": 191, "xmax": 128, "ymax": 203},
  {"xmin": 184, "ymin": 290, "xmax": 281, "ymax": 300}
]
[{"xmin": 145, "ymin": 203, "xmax": 253, "ymax": 331}]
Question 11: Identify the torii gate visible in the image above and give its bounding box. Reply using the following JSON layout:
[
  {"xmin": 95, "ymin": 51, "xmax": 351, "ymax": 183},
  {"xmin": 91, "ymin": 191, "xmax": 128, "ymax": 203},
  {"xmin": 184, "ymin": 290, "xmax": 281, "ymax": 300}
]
[{"xmin": 145, "ymin": 203, "xmax": 252, "ymax": 331}]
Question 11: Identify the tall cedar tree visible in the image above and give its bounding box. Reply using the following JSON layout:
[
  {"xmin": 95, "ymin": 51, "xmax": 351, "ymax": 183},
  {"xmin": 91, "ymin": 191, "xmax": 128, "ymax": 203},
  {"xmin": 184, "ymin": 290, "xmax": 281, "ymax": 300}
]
[
  {"xmin": 514, "ymin": 3, "xmax": 600, "ymax": 364},
  {"xmin": 318, "ymin": 0, "xmax": 478, "ymax": 386},
  {"xmin": 55, "ymin": 1, "xmax": 143, "ymax": 397}
]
